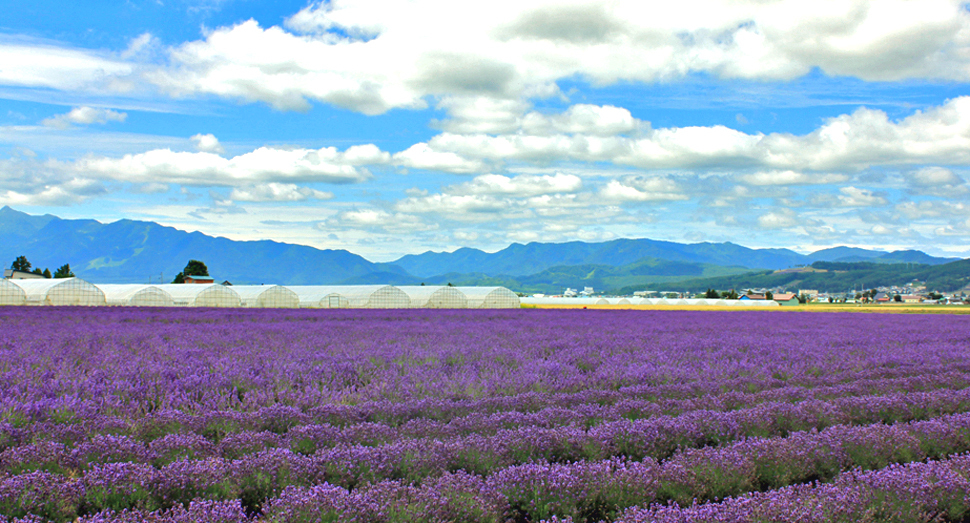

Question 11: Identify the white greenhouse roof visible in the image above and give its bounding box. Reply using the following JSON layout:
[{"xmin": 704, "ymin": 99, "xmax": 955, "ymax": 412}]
[
  {"xmin": 154, "ymin": 284, "xmax": 241, "ymax": 307},
  {"xmin": 453, "ymin": 286, "xmax": 520, "ymax": 308},
  {"xmin": 396, "ymin": 286, "xmax": 468, "ymax": 308},
  {"xmin": 0, "ymin": 279, "xmax": 27, "ymax": 306},
  {"xmin": 96, "ymin": 284, "xmax": 174, "ymax": 307},
  {"xmin": 10, "ymin": 278, "xmax": 106, "ymax": 306},
  {"xmin": 231, "ymin": 285, "xmax": 300, "ymax": 308},
  {"xmin": 287, "ymin": 285, "xmax": 411, "ymax": 308}
]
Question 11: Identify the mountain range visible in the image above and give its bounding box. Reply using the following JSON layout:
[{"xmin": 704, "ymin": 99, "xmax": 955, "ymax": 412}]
[{"xmin": 0, "ymin": 206, "xmax": 963, "ymax": 292}]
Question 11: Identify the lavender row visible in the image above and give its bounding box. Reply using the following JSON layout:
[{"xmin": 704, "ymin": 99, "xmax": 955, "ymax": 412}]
[
  {"xmin": 5, "ymin": 409, "xmax": 970, "ymax": 522},
  {"xmin": 607, "ymin": 452, "xmax": 970, "ymax": 523},
  {"xmin": 4, "ymin": 384, "xmax": 970, "ymax": 481},
  {"xmin": 5, "ymin": 365, "xmax": 968, "ymax": 452},
  {"xmin": 2, "ymin": 309, "xmax": 968, "ymax": 415}
]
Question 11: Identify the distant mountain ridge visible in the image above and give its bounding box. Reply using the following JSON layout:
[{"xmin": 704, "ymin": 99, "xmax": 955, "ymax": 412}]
[
  {"xmin": 392, "ymin": 239, "xmax": 959, "ymax": 277},
  {"xmin": 0, "ymin": 206, "xmax": 961, "ymax": 289},
  {"xmin": 0, "ymin": 206, "xmax": 406, "ymax": 284}
]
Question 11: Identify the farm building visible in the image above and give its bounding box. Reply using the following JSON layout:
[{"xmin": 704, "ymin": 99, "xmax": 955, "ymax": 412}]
[
  {"xmin": 97, "ymin": 284, "xmax": 174, "ymax": 307},
  {"xmin": 397, "ymin": 286, "xmax": 469, "ymax": 308},
  {"xmin": 0, "ymin": 279, "xmax": 27, "ymax": 306},
  {"xmin": 454, "ymin": 287, "xmax": 521, "ymax": 308},
  {"xmin": 155, "ymin": 284, "xmax": 241, "ymax": 307},
  {"xmin": 289, "ymin": 285, "xmax": 412, "ymax": 308},
  {"xmin": 10, "ymin": 278, "xmax": 106, "ymax": 306},
  {"xmin": 232, "ymin": 285, "xmax": 300, "ymax": 308},
  {"xmin": 773, "ymin": 293, "xmax": 800, "ymax": 306}
]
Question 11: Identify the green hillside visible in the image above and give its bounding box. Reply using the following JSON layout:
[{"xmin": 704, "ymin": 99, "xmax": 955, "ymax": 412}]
[{"xmin": 614, "ymin": 259, "xmax": 970, "ymax": 295}]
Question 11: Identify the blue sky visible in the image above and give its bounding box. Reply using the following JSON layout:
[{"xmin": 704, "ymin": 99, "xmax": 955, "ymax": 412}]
[{"xmin": 2, "ymin": 0, "xmax": 970, "ymax": 261}]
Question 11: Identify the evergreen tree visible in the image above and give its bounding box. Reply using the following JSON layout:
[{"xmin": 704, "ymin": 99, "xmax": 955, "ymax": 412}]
[
  {"xmin": 42, "ymin": 268, "xmax": 51, "ymax": 278},
  {"xmin": 11, "ymin": 256, "xmax": 30, "ymax": 272},
  {"xmin": 172, "ymin": 260, "xmax": 209, "ymax": 283},
  {"xmin": 53, "ymin": 264, "xmax": 73, "ymax": 278}
]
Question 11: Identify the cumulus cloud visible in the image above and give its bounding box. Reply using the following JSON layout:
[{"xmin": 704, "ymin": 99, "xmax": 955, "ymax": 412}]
[
  {"xmin": 408, "ymin": 96, "xmax": 970, "ymax": 175},
  {"xmin": 393, "ymin": 143, "xmax": 487, "ymax": 173},
  {"xmin": 740, "ymin": 170, "xmax": 849, "ymax": 186},
  {"xmin": 191, "ymin": 133, "xmax": 225, "ymax": 154},
  {"xmin": 74, "ymin": 145, "xmax": 379, "ymax": 186},
  {"xmin": 600, "ymin": 176, "xmax": 687, "ymax": 202},
  {"xmin": 229, "ymin": 183, "xmax": 334, "ymax": 202},
  {"xmin": 42, "ymin": 106, "xmax": 127, "ymax": 129},
  {"xmin": 757, "ymin": 209, "xmax": 799, "ymax": 229},
  {"xmin": 325, "ymin": 209, "xmax": 436, "ymax": 234},
  {"xmin": 451, "ymin": 173, "xmax": 583, "ymax": 196},
  {"xmin": 141, "ymin": 0, "xmax": 970, "ymax": 114},
  {"xmin": 0, "ymin": 41, "xmax": 133, "ymax": 92},
  {"xmin": 905, "ymin": 166, "xmax": 968, "ymax": 196}
]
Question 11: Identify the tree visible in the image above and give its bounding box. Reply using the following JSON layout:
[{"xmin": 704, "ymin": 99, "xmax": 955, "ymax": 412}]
[
  {"xmin": 765, "ymin": 291, "xmax": 774, "ymax": 300},
  {"xmin": 11, "ymin": 256, "xmax": 30, "ymax": 272},
  {"xmin": 43, "ymin": 268, "xmax": 51, "ymax": 279},
  {"xmin": 172, "ymin": 260, "xmax": 208, "ymax": 284},
  {"xmin": 184, "ymin": 260, "xmax": 209, "ymax": 277},
  {"xmin": 705, "ymin": 288, "xmax": 720, "ymax": 299},
  {"xmin": 53, "ymin": 264, "xmax": 73, "ymax": 279},
  {"xmin": 31, "ymin": 268, "xmax": 42, "ymax": 276},
  {"xmin": 720, "ymin": 289, "xmax": 739, "ymax": 300}
]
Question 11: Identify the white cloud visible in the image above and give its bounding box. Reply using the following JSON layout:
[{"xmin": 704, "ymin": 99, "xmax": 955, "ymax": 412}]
[
  {"xmin": 905, "ymin": 166, "xmax": 968, "ymax": 196},
  {"xmin": 740, "ymin": 170, "xmax": 849, "ymax": 186},
  {"xmin": 229, "ymin": 183, "xmax": 334, "ymax": 202},
  {"xmin": 395, "ymin": 193, "xmax": 510, "ymax": 217},
  {"xmin": 41, "ymin": 106, "xmax": 127, "ymax": 129},
  {"xmin": 191, "ymin": 133, "xmax": 225, "ymax": 154},
  {"xmin": 600, "ymin": 177, "xmax": 687, "ymax": 202},
  {"xmin": 0, "ymin": 40, "xmax": 133, "ymax": 92},
  {"xmin": 408, "ymin": 96, "xmax": 970, "ymax": 175},
  {"xmin": 757, "ymin": 209, "xmax": 799, "ymax": 229},
  {"xmin": 453, "ymin": 173, "xmax": 583, "ymax": 196},
  {"xmin": 393, "ymin": 143, "xmax": 487, "ymax": 173},
  {"xmin": 327, "ymin": 209, "xmax": 435, "ymax": 233},
  {"xmin": 141, "ymin": 0, "xmax": 970, "ymax": 114},
  {"xmin": 835, "ymin": 186, "xmax": 888, "ymax": 207},
  {"xmin": 74, "ymin": 145, "xmax": 380, "ymax": 186}
]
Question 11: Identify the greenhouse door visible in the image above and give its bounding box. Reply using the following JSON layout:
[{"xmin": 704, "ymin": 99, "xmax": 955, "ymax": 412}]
[{"xmin": 328, "ymin": 296, "xmax": 342, "ymax": 308}]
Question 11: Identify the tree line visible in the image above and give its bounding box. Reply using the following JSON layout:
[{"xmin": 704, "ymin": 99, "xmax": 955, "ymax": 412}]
[{"xmin": 9, "ymin": 256, "xmax": 74, "ymax": 279}]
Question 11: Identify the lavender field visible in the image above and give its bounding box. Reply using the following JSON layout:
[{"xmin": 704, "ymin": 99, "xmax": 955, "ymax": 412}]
[{"xmin": 0, "ymin": 307, "xmax": 969, "ymax": 522}]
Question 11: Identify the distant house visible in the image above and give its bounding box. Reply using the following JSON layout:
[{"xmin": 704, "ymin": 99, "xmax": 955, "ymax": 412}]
[
  {"xmin": 899, "ymin": 295, "xmax": 924, "ymax": 303},
  {"xmin": 2, "ymin": 269, "xmax": 44, "ymax": 280},
  {"xmin": 183, "ymin": 275, "xmax": 215, "ymax": 284},
  {"xmin": 773, "ymin": 292, "xmax": 799, "ymax": 306},
  {"xmin": 874, "ymin": 292, "xmax": 891, "ymax": 303},
  {"xmin": 740, "ymin": 294, "xmax": 766, "ymax": 300}
]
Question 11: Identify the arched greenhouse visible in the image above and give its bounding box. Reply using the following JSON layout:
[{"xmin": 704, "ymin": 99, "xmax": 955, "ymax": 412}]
[
  {"xmin": 454, "ymin": 287, "xmax": 520, "ymax": 308},
  {"xmin": 155, "ymin": 284, "xmax": 242, "ymax": 308},
  {"xmin": 0, "ymin": 279, "xmax": 27, "ymax": 306},
  {"xmin": 233, "ymin": 285, "xmax": 300, "ymax": 308},
  {"xmin": 289, "ymin": 285, "xmax": 411, "ymax": 308},
  {"xmin": 10, "ymin": 278, "xmax": 106, "ymax": 306},
  {"xmin": 97, "ymin": 284, "xmax": 174, "ymax": 307},
  {"xmin": 397, "ymin": 286, "xmax": 468, "ymax": 308}
]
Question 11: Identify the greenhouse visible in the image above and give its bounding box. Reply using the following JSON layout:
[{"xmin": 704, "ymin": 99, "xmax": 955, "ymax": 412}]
[
  {"xmin": 454, "ymin": 287, "xmax": 520, "ymax": 308},
  {"xmin": 10, "ymin": 278, "xmax": 106, "ymax": 306},
  {"xmin": 97, "ymin": 284, "xmax": 174, "ymax": 307},
  {"xmin": 397, "ymin": 286, "xmax": 468, "ymax": 308},
  {"xmin": 155, "ymin": 284, "xmax": 242, "ymax": 308},
  {"xmin": 233, "ymin": 285, "xmax": 300, "ymax": 308},
  {"xmin": 0, "ymin": 279, "xmax": 27, "ymax": 306},
  {"xmin": 289, "ymin": 285, "xmax": 412, "ymax": 308},
  {"xmin": 606, "ymin": 298, "xmax": 632, "ymax": 305}
]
